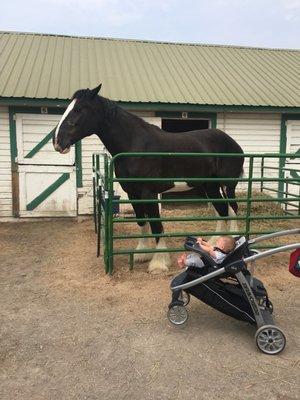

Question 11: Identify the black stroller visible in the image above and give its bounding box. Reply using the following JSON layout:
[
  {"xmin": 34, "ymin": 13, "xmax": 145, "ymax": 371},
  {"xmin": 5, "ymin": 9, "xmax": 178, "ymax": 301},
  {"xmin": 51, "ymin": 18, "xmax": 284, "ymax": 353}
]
[{"xmin": 168, "ymin": 229, "xmax": 300, "ymax": 355}]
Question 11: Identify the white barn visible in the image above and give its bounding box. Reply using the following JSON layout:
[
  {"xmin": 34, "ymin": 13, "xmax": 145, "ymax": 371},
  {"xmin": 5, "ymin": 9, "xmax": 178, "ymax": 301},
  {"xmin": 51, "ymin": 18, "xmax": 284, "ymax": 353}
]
[{"xmin": 0, "ymin": 32, "xmax": 299, "ymax": 219}]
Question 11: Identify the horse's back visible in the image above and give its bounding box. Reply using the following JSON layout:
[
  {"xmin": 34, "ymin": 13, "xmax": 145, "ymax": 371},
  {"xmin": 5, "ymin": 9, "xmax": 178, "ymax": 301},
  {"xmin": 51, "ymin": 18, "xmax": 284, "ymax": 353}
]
[
  {"xmin": 160, "ymin": 128, "xmax": 243, "ymax": 154},
  {"xmin": 154, "ymin": 128, "xmax": 244, "ymax": 179}
]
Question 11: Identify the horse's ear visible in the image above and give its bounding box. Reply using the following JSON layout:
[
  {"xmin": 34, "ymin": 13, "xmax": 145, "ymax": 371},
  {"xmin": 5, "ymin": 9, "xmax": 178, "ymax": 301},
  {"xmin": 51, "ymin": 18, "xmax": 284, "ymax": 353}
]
[{"xmin": 90, "ymin": 84, "xmax": 102, "ymax": 98}]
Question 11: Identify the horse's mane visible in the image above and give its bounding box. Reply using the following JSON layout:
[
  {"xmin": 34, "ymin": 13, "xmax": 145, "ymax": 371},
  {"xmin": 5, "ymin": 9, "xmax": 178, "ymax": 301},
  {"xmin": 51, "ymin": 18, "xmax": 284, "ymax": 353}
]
[{"xmin": 72, "ymin": 88, "xmax": 155, "ymax": 129}]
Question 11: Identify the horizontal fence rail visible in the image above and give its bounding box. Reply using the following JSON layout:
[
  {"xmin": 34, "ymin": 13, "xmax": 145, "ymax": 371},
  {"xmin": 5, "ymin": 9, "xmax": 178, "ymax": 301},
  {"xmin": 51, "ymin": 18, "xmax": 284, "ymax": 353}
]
[{"xmin": 92, "ymin": 152, "xmax": 300, "ymax": 274}]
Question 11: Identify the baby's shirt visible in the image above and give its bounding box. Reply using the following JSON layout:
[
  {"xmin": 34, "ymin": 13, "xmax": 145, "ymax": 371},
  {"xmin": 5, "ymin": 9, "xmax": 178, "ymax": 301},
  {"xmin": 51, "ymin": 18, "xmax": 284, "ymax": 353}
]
[
  {"xmin": 213, "ymin": 249, "xmax": 228, "ymax": 264},
  {"xmin": 184, "ymin": 248, "xmax": 229, "ymax": 268}
]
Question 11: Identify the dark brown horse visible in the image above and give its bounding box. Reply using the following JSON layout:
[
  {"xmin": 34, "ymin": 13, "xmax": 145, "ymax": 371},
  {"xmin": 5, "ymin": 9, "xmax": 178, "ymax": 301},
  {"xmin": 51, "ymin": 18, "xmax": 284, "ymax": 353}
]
[{"xmin": 54, "ymin": 85, "xmax": 244, "ymax": 273}]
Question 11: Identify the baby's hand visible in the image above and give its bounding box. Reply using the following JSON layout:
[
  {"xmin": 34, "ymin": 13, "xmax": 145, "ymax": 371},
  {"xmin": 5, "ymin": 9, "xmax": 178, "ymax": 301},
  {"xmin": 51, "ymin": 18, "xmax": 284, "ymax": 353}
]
[
  {"xmin": 177, "ymin": 253, "xmax": 187, "ymax": 268},
  {"xmin": 197, "ymin": 237, "xmax": 206, "ymax": 245}
]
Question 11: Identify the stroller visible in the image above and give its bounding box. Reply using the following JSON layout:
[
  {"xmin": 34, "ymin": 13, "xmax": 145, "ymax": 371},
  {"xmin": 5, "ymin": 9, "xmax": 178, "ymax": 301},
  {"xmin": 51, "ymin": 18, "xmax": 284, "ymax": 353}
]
[{"xmin": 168, "ymin": 229, "xmax": 300, "ymax": 355}]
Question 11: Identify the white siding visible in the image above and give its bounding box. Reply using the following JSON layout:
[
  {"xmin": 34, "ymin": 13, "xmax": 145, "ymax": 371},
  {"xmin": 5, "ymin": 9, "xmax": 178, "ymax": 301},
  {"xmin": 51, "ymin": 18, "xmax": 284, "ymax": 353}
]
[
  {"xmin": 217, "ymin": 113, "xmax": 281, "ymax": 190},
  {"xmin": 0, "ymin": 107, "xmax": 12, "ymax": 217}
]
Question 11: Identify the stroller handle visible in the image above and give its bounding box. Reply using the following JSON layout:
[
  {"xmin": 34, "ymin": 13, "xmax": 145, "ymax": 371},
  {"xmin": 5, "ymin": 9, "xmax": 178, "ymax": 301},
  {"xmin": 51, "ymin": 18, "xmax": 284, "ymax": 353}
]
[
  {"xmin": 171, "ymin": 243, "xmax": 300, "ymax": 292},
  {"xmin": 249, "ymin": 228, "xmax": 300, "ymax": 244},
  {"xmin": 244, "ymin": 243, "xmax": 300, "ymax": 263}
]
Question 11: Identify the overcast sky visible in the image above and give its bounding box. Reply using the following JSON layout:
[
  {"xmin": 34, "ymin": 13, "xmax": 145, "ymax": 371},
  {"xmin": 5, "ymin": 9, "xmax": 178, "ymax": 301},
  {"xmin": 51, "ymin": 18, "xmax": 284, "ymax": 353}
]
[{"xmin": 1, "ymin": 0, "xmax": 300, "ymax": 49}]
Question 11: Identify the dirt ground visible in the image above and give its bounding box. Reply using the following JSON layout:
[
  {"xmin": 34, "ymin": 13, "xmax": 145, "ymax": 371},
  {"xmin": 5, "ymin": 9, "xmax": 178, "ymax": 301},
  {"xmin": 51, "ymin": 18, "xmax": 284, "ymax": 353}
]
[{"xmin": 0, "ymin": 211, "xmax": 299, "ymax": 400}]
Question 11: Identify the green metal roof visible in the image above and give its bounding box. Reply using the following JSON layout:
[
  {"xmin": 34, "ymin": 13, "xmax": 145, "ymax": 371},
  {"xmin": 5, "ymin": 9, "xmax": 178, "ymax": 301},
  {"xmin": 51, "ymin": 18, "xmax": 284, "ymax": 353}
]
[{"xmin": 0, "ymin": 31, "xmax": 299, "ymax": 107}]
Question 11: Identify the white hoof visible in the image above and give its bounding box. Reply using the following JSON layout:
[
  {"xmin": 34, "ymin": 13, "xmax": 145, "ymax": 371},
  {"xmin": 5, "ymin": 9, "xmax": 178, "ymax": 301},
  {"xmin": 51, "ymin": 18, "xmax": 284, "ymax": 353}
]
[{"xmin": 148, "ymin": 252, "xmax": 171, "ymax": 274}]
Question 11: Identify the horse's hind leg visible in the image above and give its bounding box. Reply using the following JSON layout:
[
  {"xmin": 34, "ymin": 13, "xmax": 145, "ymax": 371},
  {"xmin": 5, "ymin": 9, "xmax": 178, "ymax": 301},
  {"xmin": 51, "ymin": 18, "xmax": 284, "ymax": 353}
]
[
  {"xmin": 204, "ymin": 183, "xmax": 228, "ymax": 244},
  {"xmin": 224, "ymin": 184, "xmax": 239, "ymax": 233},
  {"xmin": 143, "ymin": 191, "xmax": 171, "ymax": 274}
]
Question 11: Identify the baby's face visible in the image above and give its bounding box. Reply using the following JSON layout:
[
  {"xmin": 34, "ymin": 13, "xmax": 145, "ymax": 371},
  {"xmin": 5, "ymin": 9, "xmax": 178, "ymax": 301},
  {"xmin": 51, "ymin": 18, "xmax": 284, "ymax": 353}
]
[{"xmin": 216, "ymin": 237, "xmax": 226, "ymax": 250}]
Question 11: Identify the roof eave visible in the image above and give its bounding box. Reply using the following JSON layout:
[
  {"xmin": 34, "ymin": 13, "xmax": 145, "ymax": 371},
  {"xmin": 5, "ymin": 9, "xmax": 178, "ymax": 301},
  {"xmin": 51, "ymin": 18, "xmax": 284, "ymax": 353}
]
[{"xmin": 1, "ymin": 97, "xmax": 300, "ymax": 114}]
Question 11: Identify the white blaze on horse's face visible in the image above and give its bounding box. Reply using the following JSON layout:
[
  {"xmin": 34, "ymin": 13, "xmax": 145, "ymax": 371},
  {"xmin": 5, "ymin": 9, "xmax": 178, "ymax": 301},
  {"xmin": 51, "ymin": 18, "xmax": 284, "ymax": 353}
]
[{"xmin": 54, "ymin": 98, "xmax": 77, "ymax": 153}]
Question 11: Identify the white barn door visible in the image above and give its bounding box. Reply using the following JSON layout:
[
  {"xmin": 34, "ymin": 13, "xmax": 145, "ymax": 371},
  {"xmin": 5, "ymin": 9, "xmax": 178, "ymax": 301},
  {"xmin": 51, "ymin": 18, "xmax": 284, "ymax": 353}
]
[
  {"xmin": 16, "ymin": 114, "xmax": 77, "ymax": 217},
  {"xmin": 285, "ymin": 120, "xmax": 300, "ymax": 213}
]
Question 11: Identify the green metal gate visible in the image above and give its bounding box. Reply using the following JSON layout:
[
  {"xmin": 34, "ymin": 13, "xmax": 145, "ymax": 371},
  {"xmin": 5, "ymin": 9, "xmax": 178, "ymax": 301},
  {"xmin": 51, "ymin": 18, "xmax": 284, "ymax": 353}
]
[{"xmin": 93, "ymin": 152, "xmax": 300, "ymax": 274}]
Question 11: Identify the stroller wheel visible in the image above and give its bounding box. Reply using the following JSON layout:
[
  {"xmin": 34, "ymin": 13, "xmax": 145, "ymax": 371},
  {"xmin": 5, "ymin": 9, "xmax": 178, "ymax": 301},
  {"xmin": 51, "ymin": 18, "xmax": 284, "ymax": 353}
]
[
  {"xmin": 179, "ymin": 291, "xmax": 190, "ymax": 306},
  {"xmin": 255, "ymin": 325, "xmax": 286, "ymax": 355},
  {"xmin": 167, "ymin": 306, "xmax": 188, "ymax": 325}
]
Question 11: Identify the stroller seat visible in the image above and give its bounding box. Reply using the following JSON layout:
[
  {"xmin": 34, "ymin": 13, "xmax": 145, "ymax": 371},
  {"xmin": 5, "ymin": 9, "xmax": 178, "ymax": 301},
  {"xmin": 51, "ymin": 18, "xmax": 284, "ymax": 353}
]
[{"xmin": 184, "ymin": 236, "xmax": 249, "ymax": 269}]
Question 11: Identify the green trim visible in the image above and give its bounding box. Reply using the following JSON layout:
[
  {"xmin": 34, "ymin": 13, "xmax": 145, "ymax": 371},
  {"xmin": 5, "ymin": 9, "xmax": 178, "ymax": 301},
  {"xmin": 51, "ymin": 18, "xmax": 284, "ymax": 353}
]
[
  {"xmin": 156, "ymin": 111, "xmax": 217, "ymax": 128},
  {"xmin": 26, "ymin": 173, "xmax": 70, "ymax": 211},
  {"xmin": 1, "ymin": 98, "xmax": 69, "ymax": 108},
  {"xmin": 8, "ymin": 107, "xmax": 19, "ymax": 217},
  {"xmin": 279, "ymin": 114, "xmax": 300, "ymax": 197},
  {"xmin": 211, "ymin": 114, "xmax": 217, "ymax": 129},
  {"xmin": 8, "ymin": 107, "xmax": 17, "ymax": 162},
  {"xmin": 9, "ymin": 106, "xmax": 64, "ymax": 115},
  {"xmin": 156, "ymin": 111, "xmax": 216, "ymax": 118},
  {"xmin": 121, "ymin": 103, "xmax": 300, "ymax": 113},
  {"xmin": 290, "ymin": 170, "xmax": 300, "ymax": 179},
  {"xmin": 2, "ymin": 97, "xmax": 300, "ymax": 113},
  {"xmin": 25, "ymin": 128, "xmax": 55, "ymax": 158},
  {"xmin": 75, "ymin": 141, "xmax": 83, "ymax": 187},
  {"xmin": 156, "ymin": 111, "xmax": 182, "ymax": 118}
]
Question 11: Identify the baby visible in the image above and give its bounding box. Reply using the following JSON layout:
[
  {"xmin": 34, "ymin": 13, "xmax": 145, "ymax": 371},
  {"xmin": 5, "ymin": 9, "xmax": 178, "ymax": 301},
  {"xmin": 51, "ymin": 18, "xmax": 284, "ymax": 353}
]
[{"xmin": 178, "ymin": 236, "xmax": 236, "ymax": 268}]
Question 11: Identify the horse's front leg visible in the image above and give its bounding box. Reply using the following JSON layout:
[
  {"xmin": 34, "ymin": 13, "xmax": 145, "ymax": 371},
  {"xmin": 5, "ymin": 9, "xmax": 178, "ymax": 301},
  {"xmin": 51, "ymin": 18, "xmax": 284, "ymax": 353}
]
[
  {"xmin": 129, "ymin": 193, "xmax": 154, "ymax": 263},
  {"xmin": 144, "ymin": 192, "xmax": 171, "ymax": 274}
]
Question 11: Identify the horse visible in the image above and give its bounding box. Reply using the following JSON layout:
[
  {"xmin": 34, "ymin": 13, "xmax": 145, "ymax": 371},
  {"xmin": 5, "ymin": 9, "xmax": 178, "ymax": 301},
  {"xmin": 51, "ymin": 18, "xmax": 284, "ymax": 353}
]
[{"xmin": 53, "ymin": 85, "xmax": 244, "ymax": 273}]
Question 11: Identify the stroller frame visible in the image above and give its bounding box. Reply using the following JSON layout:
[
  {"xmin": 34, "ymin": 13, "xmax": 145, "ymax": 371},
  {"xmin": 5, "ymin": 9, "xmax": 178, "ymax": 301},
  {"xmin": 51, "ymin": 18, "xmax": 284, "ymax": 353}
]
[{"xmin": 168, "ymin": 228, "xmax": 300, "ymax": 355}]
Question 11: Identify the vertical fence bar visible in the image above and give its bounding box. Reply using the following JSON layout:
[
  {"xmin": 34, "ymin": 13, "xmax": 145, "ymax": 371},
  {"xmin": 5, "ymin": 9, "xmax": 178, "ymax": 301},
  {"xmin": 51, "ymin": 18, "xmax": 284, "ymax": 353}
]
[
  {"xmin": 96, "ymin": 155, "xmax": 101, "ymax": 257},
  {"xmin": 96, "ymin": 154, "xmax": 100, "ymax": 234},
  {"xmin": 92, "ymin": 154, "xmax": 97, "ymax": 233},
  {"xmin": 107, "ymin": 156, "xmax": 115, "ymax": 274},
  {"xmin": 284, "ymin": 178, "xmax": 288, "ymax": 214},
  {"xmin": 96, "ymin": 182, "xmax": 101, "ymax": 257},
  {"xmin": 103, "ymin": 154, "xmax": 112, "ymax": 274},
  {"xmin": 245, "ymin": 156, "xmax": 254, "ymax": 239},
  {"xmin": 298, "ymin": 175, "xmax": 300, "ymax": 215},
  {"xmin": 260, "ymin": 156, "xmax": 264, "ymax": 193}
]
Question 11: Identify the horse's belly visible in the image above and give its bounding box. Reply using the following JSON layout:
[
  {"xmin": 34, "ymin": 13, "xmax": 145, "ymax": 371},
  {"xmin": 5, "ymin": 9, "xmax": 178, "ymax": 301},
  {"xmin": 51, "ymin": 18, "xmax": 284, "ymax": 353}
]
[{"xmin": 162, "ymin": 182, "xmax": 192, "ymax": 193}]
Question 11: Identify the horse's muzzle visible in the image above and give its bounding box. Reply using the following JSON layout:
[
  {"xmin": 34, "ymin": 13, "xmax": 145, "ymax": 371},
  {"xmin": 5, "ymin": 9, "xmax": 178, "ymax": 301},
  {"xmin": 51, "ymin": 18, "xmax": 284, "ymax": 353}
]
[{"xmin": 53, "ymin": 138, "xmax": 70, "ymax": 154}]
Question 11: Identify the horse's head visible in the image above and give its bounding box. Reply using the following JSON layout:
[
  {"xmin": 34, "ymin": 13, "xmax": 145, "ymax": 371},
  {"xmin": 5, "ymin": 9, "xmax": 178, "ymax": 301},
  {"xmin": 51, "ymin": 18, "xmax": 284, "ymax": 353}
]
[{"xmin": 53, "ymin": 84, "xmax": 102, "ymax": 153}]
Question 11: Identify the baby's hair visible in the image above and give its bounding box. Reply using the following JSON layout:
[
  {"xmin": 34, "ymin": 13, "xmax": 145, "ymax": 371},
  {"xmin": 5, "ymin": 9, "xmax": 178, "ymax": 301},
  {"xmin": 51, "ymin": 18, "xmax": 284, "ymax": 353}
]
[{"xmin": 220, "ymin": 236, "xmax": 236, "ymax": 253}]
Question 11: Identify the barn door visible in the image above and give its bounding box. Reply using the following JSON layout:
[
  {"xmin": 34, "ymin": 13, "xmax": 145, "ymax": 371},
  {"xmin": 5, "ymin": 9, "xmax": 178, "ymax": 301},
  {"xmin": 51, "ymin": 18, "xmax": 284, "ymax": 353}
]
[
  {"xmin": 16, "ymin": 113, "xmax": 77, "ymax": 217},
  {"xmin": 285, "ymin": 120, "xmax": 300, "ymax": 213}
]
